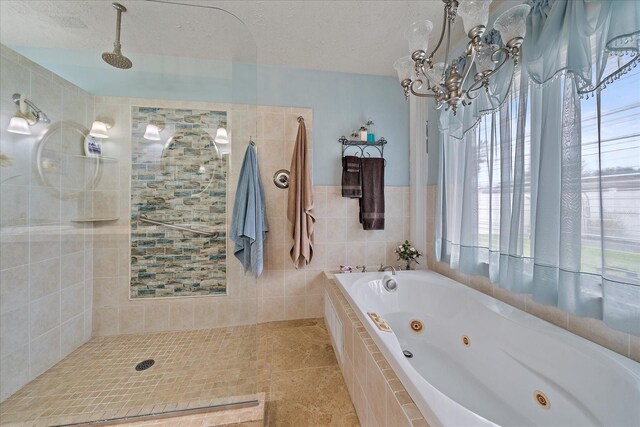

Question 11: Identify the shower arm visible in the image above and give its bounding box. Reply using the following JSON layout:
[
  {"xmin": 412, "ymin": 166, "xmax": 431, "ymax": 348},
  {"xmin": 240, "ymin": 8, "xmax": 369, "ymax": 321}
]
[
  {"xmin": 113, "ymin": 3, "xmax": 125, "ymax": 51},
  {"xmin": 138, "ymin": 215, "xmax": 219, "ymax": 238}
]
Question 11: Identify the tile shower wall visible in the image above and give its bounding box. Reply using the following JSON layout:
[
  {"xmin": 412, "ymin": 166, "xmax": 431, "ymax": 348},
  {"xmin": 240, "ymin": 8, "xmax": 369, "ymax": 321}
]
[
  {"xmin": 424, "ymin": 184, "xmax": 640, "ymax": 363},
  {"xmin": 130, "ymin": 107, "xmax": 227, "ymax": 298},
  {"xmin": 92, "ymin": 97, "xmax": 411, "ymax": 335},
  {"xmin": 0, "ymin": 45, "xmax": 94, "ymax": 401}
]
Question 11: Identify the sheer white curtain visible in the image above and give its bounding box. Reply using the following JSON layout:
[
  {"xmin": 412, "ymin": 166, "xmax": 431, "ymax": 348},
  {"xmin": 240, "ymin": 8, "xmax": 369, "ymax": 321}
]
[
  {"xmin": 434, "ymin": 0, "xmax": 640, "ymax": 336},
  {"xmin": 435, "ymin": 64, "xmax": 640, "ymax": 335},
  {"xmin": 409, "ymin": 96, "xmax": 428, "ymax": 265}
]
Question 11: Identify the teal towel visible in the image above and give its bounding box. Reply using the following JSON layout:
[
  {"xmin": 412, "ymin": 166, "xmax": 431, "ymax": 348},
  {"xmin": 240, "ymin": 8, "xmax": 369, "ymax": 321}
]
[{"xmin": 231, "ymin": 144, "xmax": 268, "ymax": 277}]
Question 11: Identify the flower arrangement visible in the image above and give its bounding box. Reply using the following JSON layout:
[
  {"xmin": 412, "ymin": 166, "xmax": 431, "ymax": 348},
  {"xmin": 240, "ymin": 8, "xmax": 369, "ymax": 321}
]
[{"xmin": 395, "ymin": 240, "xmax": 422, "ymax": 270}]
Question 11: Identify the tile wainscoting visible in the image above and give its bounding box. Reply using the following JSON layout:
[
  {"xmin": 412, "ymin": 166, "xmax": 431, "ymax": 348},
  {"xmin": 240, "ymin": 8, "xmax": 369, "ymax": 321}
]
[
  {"xmin": 425, "ymin": 184, "xmax": 640, "ymax": 363},
  {"xmin": 324, "ymin": 273, "xmax": 429, "ymax": 427}
]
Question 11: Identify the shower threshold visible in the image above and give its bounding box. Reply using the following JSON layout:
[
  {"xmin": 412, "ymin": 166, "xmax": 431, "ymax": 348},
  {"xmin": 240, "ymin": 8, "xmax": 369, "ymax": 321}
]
[{"xmin": 53, "ymin": 398, "xmax": 262, "ymax": 426}]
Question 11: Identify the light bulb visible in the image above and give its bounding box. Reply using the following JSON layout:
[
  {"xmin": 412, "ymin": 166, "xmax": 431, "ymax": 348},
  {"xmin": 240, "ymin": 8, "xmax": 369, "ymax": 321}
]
[
  {"xmin": 89, "ymin": 121, "xmax": 109, "ymax": 138},
  {"xmin": 457, "ymin": 0, "xmax": 492, "ymax": 35},
  {"xmin": 393, "ymin": 56, "xmax": 415, "ymax": 84},
  {"xmin": 494, "ymin": 4, "xmax": 531, "ymax": 44},
  {"xmin": 214, "ymin": 126, "xmax": 229, "ymax": 144},
  {"xmin": 405, "ymin": 20, "xmax": 433, "ymax": 55},
  {"xmin": 144, "ymin": 124, "xmax": 161, "ymax": 141},
  {"xmin": 7, "ymin": 116, "xmax": 31, "ymax": 135}
]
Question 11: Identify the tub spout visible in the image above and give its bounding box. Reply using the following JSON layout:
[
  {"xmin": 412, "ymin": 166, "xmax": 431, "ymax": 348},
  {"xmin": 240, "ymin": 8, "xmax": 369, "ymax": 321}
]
[{"xmin": 378, "ymin": 265, "xmax": 397, "ymax": 275}]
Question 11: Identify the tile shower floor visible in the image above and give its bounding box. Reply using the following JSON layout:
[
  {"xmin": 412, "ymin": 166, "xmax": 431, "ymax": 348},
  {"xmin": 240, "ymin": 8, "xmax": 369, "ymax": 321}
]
[{"xmin": 0, "ymin": 319, "xmax": 358, "ymax": 426}]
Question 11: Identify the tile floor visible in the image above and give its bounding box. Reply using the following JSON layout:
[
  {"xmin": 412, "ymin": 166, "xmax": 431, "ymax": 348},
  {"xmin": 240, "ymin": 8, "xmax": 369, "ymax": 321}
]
[
  {"xmin": 259, "ymin": 320, "xmax": 359, "ymax": 427},
  {"xmin": 0, "ymin": 319, "xmax": 358, "ymax": 426}
]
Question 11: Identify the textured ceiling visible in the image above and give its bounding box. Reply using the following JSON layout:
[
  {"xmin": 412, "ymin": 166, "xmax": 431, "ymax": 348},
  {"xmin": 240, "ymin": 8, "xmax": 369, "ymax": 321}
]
[{"xmin": 0, "ymin": 0, "xmax": 505, "ymax": 76}]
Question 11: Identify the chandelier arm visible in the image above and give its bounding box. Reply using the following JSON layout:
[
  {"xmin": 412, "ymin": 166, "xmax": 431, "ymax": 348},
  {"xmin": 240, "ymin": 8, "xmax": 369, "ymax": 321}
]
[
  {"xmin": 428, "ymin": 3, "xmax": 451, "ymax": 62},
  {"xmin": 465, "ymin": 47, "xmax": 512, "ymax": 97},
  {"xmin": 442, "ymin": 12, "xmax": 453, "ymax": 77},
  {"xmin": 409, "ymin": 79, "xmax": 439, "ymax": 99},
  {"xmin": 458, "ymin": 44, "xmax": 479, "ymax": 100},
  {"xmin": 465, "ymin": 82, "xmax": 486, "ymax": 100}
]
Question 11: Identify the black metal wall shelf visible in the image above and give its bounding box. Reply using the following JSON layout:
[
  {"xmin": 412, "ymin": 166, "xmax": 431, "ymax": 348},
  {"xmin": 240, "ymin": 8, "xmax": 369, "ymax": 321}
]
[{"xmin": 339, "ymin": 136, "xmax": 387, "ymax": 159}]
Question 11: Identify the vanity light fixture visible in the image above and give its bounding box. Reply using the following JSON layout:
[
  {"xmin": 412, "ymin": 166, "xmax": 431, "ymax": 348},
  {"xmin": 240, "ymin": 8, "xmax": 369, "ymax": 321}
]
[
  {"xmin": 89, "ymin": 121, "xmax": 111, "ymax": 138},
  {"xmin": 143, "ymin": 124, "xmax": 162, "ymax": 141},
  {"xmin": 214, "ymin": 123, "xmax": 229, "ymax": 144},
  {"xmin": 7, "ymin": 93, "xmax": 50, "ymax": 135}
]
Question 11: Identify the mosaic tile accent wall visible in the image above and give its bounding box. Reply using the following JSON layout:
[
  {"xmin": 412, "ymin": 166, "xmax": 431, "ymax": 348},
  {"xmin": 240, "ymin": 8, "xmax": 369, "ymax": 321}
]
[{"xmin": 130, "ymin": 107, "xmax": 227, "ymax": 298}]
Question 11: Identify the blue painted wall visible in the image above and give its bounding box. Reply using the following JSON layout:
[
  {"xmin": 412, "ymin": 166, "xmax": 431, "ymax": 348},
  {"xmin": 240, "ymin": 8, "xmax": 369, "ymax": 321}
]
[
  {"xmin": 11, "ymin": 47, "xmax": 409, "ymax": 186},
  {"xmin": 258, "ymin": 64, "xmax": 409, "ymax": 186}
]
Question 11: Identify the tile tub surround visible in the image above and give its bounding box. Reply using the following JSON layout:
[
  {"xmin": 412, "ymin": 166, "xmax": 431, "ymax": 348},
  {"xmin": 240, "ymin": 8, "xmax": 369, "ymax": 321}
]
[
  {"xmin": 92, "ymin": 96, "xmax": 411, "ymax": 335},
  {"xmin": 424, "ymin": 184, "xmax": 640, "ymax": 363},
  {"xmin": 324, "ymin": 274, "xmax": 429, "ymax": 427},
  {"xmin": 0, "ymin": 319, "xmax": 354, "ymax": 427},
  {"xmin": 130, "ymin": 106, "xmax": 228, "ymax": 299},
  {"xmin": 0, "ymin": 45, "xmax": 94, "ymax": 402}
]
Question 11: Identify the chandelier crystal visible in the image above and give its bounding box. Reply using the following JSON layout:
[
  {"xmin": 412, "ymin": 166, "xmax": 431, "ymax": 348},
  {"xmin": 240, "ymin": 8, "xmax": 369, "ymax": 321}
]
[{"xmin": 395, "ymin": 0, "xmax": 531, "ymax": 114}]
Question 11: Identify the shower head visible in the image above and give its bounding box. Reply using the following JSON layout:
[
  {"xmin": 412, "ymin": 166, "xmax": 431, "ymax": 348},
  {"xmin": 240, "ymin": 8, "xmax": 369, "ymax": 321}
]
[
  {"xmin": 102, "ymin": 48, "xmax": 132, "ymax": 69},
  {"xmin": 102, "ymin": 2, "xmax": 132, "ymax": 69}
]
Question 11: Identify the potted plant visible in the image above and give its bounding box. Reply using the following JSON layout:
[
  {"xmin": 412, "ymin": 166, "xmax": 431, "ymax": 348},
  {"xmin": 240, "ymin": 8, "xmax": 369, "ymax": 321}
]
[{"xmin": 395, "ymin": 240, "xmax": 422, "ymax": 270}]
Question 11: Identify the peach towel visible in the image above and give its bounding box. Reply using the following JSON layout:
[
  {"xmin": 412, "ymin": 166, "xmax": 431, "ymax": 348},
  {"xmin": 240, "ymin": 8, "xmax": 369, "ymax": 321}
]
[{"xmin": 287, "ymin": 118, "xmax": 315, "ymax": 268}]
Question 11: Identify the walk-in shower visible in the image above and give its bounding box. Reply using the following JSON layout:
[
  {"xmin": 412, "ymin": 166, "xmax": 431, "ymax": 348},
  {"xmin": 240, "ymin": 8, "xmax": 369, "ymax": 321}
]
[{"xmin": 0, "ymin": 0, "xmax": 259, "ymax": 424}]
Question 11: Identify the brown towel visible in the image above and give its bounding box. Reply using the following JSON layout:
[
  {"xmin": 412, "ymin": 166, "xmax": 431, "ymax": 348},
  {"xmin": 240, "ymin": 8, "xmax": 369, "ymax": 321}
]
[
  {"xmin": 287, "ymin": 119, "xmax": 315, "ymax": 268},
  {"xmin": 341, "ymin": 156, "xmax": 362, "ymax": 198},
  {"xmin": 359, "ymin": 157, "xmax": 385, "ymax": 230}
]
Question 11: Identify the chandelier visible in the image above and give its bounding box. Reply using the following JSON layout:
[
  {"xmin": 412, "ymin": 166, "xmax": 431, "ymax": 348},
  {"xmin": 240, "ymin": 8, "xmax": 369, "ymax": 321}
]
[{"xmin": 394, "ymin": 0, "xmax": 531, "ymax": 114}]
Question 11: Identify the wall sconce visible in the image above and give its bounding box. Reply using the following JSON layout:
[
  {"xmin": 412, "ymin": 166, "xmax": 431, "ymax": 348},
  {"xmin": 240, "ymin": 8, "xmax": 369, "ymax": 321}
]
[
  {"xmin": 89, "ymin": 121, "xmax": 111, "ymax": 139},
  {"xmin": 144, "ymin": 124, "xmax": 162, "ymax": 141},
  {"xmin": 214, "ymin": 123, "xmax": 229, "ymax": 144},
  {"xmin": 7, "ymin": 93, "xmax": 50, "ymax": 135}
]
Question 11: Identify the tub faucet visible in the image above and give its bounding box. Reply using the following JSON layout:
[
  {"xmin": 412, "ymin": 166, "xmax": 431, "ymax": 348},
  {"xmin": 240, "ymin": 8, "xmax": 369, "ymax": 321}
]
[
  {"xmin": 378, "ymin": 265, "xmax": 397, "ymax": 275},
  {"xmin": 356, "ymin": 265, "xmax": 367, "ymax": 273}
]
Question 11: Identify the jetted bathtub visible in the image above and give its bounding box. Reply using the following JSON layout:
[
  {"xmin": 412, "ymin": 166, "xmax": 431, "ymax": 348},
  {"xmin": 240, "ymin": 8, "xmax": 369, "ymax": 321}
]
[{"xmin": 333, "ymin": 270, "xmax": 640, "ymax": 427}]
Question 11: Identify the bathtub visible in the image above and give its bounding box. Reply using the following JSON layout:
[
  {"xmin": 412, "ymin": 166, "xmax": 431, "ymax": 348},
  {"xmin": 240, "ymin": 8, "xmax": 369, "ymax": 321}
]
[{"xmin": 333, "ymin": 270, "xmax": 640, "ymax": 427}]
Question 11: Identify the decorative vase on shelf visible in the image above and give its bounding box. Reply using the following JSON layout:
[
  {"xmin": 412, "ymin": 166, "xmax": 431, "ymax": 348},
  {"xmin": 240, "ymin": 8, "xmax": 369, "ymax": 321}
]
[
  {"xmin": 365, "ymin": 119, "xmax": 375, "ymax": 142},
  {"xmin": 405, "ymin": 261, "xmax": 412, "ymax": 270},
  {"xmin": 359, "ymin": 126, "xmax": 368, "ymax": 141}
]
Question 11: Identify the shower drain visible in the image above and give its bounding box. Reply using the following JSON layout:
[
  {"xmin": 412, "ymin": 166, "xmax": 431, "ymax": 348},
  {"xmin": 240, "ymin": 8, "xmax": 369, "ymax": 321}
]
[{"xmin": 135, "ymin": 359, "xmax": 155, "ymax": 371}]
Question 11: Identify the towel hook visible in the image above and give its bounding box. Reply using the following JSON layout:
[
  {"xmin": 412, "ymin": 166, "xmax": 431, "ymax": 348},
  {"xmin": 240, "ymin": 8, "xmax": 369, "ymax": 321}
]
[
  {"xmin": 297, "ymin": 116, "xmax": 304, "ymax": 123},
  {"xmin": 249, "ymin": 136, "xmax": 255, "ymax": 146}
]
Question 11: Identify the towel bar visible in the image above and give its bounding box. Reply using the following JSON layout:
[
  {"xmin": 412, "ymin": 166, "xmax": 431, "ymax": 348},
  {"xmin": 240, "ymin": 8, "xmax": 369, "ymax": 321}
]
[{"xmin": 339, "ymin": 136, "xmax": 387, "ymax": 166}]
